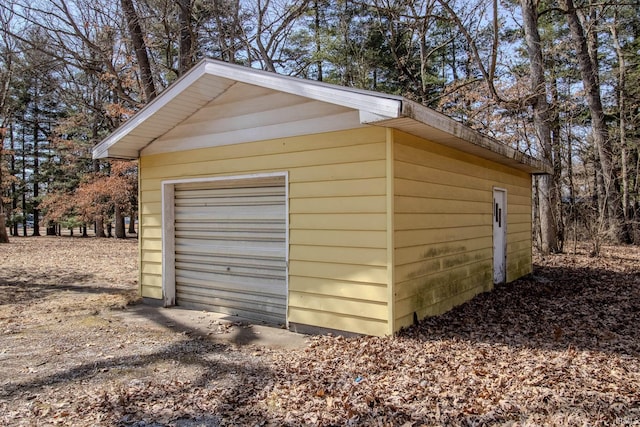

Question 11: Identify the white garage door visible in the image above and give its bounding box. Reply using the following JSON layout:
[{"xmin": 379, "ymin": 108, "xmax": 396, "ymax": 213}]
[{"xmin": 173, "ymin": 176, "xmax": 287, "ymax": 325}]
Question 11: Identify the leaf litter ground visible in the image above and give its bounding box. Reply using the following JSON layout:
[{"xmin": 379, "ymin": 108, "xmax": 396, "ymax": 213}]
[{"xmin": 0, "ymin": 237, "xmax": 638, "ymax": 426}]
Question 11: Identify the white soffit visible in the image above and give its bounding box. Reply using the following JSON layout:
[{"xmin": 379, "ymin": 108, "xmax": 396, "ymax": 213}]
[
  {"xmin": 92, "ymin": 59, "xmax": 402, "ymax": 160},
  {"xmin": 93, "ymin": 68, "xmax": 232, "ymax": 159},
  {"xmin": 139, "ymin": 80, "xmax": 365, "ymax": 156}
]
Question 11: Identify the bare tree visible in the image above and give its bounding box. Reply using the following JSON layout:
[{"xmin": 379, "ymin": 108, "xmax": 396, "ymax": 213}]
[
  {"xmin": 610, "ymin": 11, "xmax": 633, "ymax": 242},
  {"xmin": 369, "ymin": 0, "xmax": 446, "ymax": 102},
  {"xmin": 1, "ymin": 0, "xmax": 145, "ymax": 239},
  {"xmin": 435, "ymin": 0, "xmax": 502, "ymax": 103},
  {"xmin": 438, "ymin": 0, "xmax": 561, "ymax": 252},
  {"xmin": 520, "ymin": 0, "xmax": 558, "ymax": 253},
  {"xmin": 0, "ymin": 124, "xmax": 9, "ymax": 242},
  {"xmin": 559, "ymin": 0, "xmax": 623, "ymax": 243},
  {"xmin": 0, "ymin": 6, "xmax": 16, "ymax": 243},
  {"xmin": 251, "ymin": 0, "xmax": 309, "ymax": 71},
  {"xmin": 195, "ymin": 0, "xmax": 248, "ymax": 64},
  {"xmin": 121, "ymin": 0, "xmax": 157, "ymax": 101},
  {"xmin": 176, "ymin": 0, "xmax": 194, "ymax": 75}
]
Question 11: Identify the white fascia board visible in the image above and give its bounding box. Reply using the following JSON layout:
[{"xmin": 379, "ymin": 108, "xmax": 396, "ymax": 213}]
[
  {"xmin": 202, "ymin": 60, "xmax": 403, "ymax": 119},
  {"xmin": 359, "ymin": 110, "xmax": 397, "ymax": 124},
  {"xmin": 95, "ymin": 147, "xmax": 140, "ymax": 160},
  {"xmin": 92, "ymin": 62, "xmax": 211, "ymax": 160}
]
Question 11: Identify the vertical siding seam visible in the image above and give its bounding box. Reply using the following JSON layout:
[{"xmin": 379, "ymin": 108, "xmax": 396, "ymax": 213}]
[
  {"xmin": 138, "ymin": 160, "xmax": 143, "ymax": 298},
  {"xmin": 285, "ymin": 171, "xmax": 290, "ymax": 329},
  {"xmin": 161, "ymin": 181, "xmax": 176, "ymax": 306},
  {"xmin": 386, "ymin": 128, "xmax": 395, "ymax": 336}
]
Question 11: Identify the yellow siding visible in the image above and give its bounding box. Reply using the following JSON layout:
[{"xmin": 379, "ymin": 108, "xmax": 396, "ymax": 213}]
[
  {"xmin": 138, "ymin": 127, "xmax": 390, "ymax": 336},
  {"xmin": 392, "ymin": 131, "xmax": 532, "ymax": 331},
  {"xmin": 138, "ymin": 122, "xmax": 534, "ymax": 336}
]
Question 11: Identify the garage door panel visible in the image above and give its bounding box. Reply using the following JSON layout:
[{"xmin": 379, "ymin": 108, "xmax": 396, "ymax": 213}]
[
  {"xmin": 176, "ymin": 195, "xmax": 285, "ymax": 207},
  {"xmin": 175, "ymin": 251, "xmax": 286, "ymax": 268},
  {"xmin": 176, "ymin": 219, "xmax": 285, "ymax": 231},
  {"xmin": 175, "ymin": 275, "xmax": 285, "ymax": 299},
  {"xmin": 177, "ymin": 301, "xmax": 285, "ymax": 325},
  {"xmin": 176, "ymin": 224, "xmax": 285, "ymax": 240},
  {"xmin": 176, "ymin": 260, "xmax": 286, "ymax": 280},
  {"xmin": 176, "ymin": 239, "xmax": 285, "ymax": 259},
  {"xmin": 176, "ymin": 223, "xmax": 285, "ymax": 239},
  {"xmin": 175, "ymin": 206, "xmax": 285, "ymax": 221},
  {"xmin": 173, "ymin": 176, "xmax": 287, "ymax": 325},
  {"xmin": 175, "ymin": 185, "xmax": 284, "ymax": 198},
  {"xmin": 176, "ymin": 287, "xmax": 286, "ymax": 312},
  {"xmin": 175, "ymin": 229, "xmax": 285, "ymax": 242},
  {"xmin": 177, "ymin": 291, "xmax": 285, "ymax": 324}
]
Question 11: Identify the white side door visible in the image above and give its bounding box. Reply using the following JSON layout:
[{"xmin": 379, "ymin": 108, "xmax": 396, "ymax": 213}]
[{"xmin": 493, "ymin": 188, "xmax": 507, "ymax": 284}]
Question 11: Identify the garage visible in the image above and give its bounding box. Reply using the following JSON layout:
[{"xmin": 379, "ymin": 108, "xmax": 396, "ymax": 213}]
[
  {"xmin": 168, "ymin": 174, "xmax": 288, "ymax": 325},
  {"xmin": 95, "ymin": 59, "xmax": 548, "ymax": 336}
]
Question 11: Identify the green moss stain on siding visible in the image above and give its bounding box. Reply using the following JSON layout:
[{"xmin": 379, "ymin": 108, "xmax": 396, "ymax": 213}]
[{"xmin": 392, "ymin": 130, "xmax": 532, "ymax": 331}]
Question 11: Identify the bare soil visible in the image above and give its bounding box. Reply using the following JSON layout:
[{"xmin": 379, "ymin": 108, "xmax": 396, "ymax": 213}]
[{"xmin": 1, "ymin": 236, "xmax": 639, "ymax": 426}]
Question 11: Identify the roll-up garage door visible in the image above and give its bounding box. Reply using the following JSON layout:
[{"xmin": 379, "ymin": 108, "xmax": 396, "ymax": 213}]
[{"xmin": 173, "ymin": 175, "xmax": 287, "ymax": 325}]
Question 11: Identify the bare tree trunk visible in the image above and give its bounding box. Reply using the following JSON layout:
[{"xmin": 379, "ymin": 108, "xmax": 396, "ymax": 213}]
[
  {"xmin": 177, "ymin": 0, "xmax": 193, "ymax": 75},
  {"xmin": 0, "ymin": 24, "xmax": 11, "ymax": 243},
  {"xmin": 611, "ymin": 19, "xmax": 632, "ymax": 243},
  {"xmin": 21, "ymin": 124, "xmax": 26, "ymax": 237},
  {"xmin": 10, "ymin": 122, "xmax": 17, "ymax": 237},
  {"xmin": 436, "ymin": 0, "xmax": 502, "ymax": 103},
  {"xmin": 128, "ymin": 208, "xmax": 136, "ymax": 234},
  {"xmin": 567, "ymin": 124, "xmax": 577, "ymax": 251},
  {"xmin": 31, "ymin": 101, "xmax": 41, "ymax": 237},
  {"xmin": 521, "ymin": 0, "xmax": 558, "ymax": 253},
  {"xmin": 255, "ymin": 0, "xmax": 276, "ymax": 72},
  {"xmin": 46, "ymin": 221, "xmax": 56, "ymax": 236},
  {"xmin": 0, "ymin": 143, "xmax": 7, "ymax": 243},
  {"xmin": 0, "ymin": 122, "xmax": 8, "ymax": 242},
  {"xmin": 550, "ymin": 76, "xmax": 564, "ymax": 251},
  {"xmin": 0, "ymin": 205, "xmax": 8, "ymax": 243},
  {"xmin": 560, "ymin": 0, "xmax": 622, "ymax": 241},
  {"xmin": 95, "ymin": 217, "xmax": 106, "ymax": 237},
  {"xmin": 115, "ymin": 204, "xmax": 126, "ymax": 239},
  {"xmin": 121, "ymin": 0, "xmax": 156, "ymax": 102},
  {"xmin": 314, "ymin": 0, "xmax": 323, "ymax": 81},
  {"xmin": 532, "ymin": 177, "xmax": 541, "ymax": 251}
]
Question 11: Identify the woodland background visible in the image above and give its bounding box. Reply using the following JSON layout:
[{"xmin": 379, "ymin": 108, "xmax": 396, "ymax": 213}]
[{"xmin": 0, "ymin": 0, "xmax": 638, "ymax": 254}]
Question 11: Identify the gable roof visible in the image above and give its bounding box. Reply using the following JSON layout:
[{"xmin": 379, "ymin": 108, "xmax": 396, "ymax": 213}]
[{"xmin": 93, "ymin": 58, "xmax": 549, "ymax": 174}]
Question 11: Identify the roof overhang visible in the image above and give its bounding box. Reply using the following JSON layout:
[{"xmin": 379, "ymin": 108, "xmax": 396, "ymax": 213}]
[
  {"xmin": 93, "ymin": 58, "xmax": 550, "ymax": 175},
  {"xmin": 366, "ymin": 100, "xmax": 550, "ymax": 174}
]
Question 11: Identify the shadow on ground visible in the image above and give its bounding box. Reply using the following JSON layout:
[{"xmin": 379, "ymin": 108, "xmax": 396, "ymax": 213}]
[
  {"xmin": 0, "ymin": 275, "xmax": 131, "ymax": 305},
  {"xmin": 0, "ymin": 305, "xmax": 283, "ymax": 425}
]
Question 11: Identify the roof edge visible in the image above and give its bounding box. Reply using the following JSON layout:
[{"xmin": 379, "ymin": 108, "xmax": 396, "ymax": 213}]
[
  {"xmin": 401, "ymin": 100, "xmax": 551, "ymax": 175},
  {"xmin": 201, "ymin": 59, "xmax": 403, "ymax": 118},
  {"xmin": 93, "ymin": 59, "xmax": 405, "ymax": 160},
  {"xmin": 93, "ymin": 61, "xmax": 211, "ymax": 160}
]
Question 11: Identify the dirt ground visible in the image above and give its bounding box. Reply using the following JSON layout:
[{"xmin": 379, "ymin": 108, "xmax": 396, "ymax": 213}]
[{"xmin": 1, "ymin": 237, "xmax": 639, "ymax": 426}]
